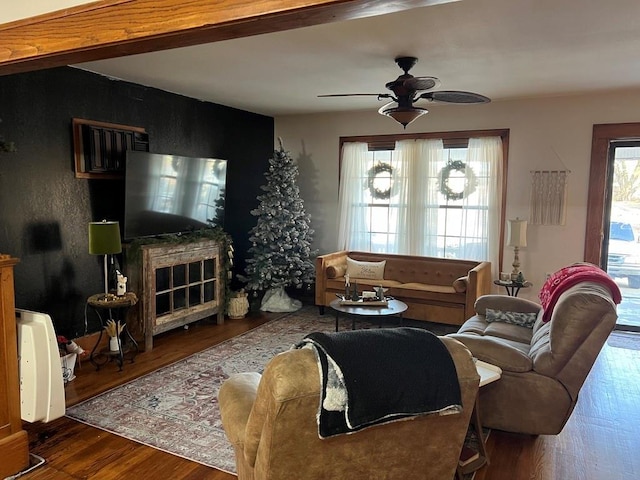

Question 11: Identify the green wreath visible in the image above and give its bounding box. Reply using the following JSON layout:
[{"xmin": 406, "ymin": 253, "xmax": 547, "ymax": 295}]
[
  {"xmin": 438, "ymin": 160, "xmax": 477, "ymax": 201},
  {"xmin": 366, "ymin": 163, "xmax": 394, "ymax": 200}
]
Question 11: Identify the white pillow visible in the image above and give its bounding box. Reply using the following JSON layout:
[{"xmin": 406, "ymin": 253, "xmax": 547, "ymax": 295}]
[{"xmin": 346, "ymin": 257, "xmax": 386, "ymax": 280}]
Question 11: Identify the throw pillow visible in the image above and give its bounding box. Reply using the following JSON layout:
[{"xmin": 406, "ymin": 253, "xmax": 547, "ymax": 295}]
[
  {"xmin": 346, "ymin": 257, "xmax": 386, "ymax": 280},
  {"xmin": 485, "ymin": 308, "xmax": 538, "ymax": 329},
  {"xmin": 326, "ymin": 264, "xmax": 347, "ymax": 279},
  {"xmin": 452, "ymin": 276, "xmax": 467, "ymax": 293}
]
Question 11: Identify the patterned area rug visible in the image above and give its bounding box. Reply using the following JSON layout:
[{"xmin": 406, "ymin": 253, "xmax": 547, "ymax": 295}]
[{"xmin": 66, "ymin": 306, "xmax": 464, "ymax": 476}]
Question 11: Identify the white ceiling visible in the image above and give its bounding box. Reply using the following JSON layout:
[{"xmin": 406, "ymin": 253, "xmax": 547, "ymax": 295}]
[{"xmin": 74, "ymin": 0, "xmax": 640, "ymax": 117}]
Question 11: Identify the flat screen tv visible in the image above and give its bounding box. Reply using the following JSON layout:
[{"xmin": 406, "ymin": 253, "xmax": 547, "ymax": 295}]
[{"xmin": 124, "ymin": 151, "xmax": 227, "ymax": 240}]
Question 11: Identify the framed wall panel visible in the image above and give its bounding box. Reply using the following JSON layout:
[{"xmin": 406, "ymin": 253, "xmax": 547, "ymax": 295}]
[{"xmin": 73, "ymin": 118, "xmax": 149, "ymax": 179}]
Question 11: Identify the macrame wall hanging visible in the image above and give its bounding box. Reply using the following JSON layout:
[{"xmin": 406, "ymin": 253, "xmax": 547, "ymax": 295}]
[{"xmin": 529, "ymin": 170, "xmax": 569, "ymax": 225}]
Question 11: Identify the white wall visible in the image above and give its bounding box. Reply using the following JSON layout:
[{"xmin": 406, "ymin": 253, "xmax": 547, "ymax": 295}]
[
  {"xmin": 275, "ymin": 89, "xmax": 640, "ymax": 301},
  {"xmin": 0, "ymin": 1, "xmax": 93, "ymax": 24}
]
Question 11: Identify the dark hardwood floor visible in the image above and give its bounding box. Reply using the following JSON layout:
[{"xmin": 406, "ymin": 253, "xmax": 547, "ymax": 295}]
[{"xmin": 16, "ymin": 309, "xmax": 640, "ymax": 480}]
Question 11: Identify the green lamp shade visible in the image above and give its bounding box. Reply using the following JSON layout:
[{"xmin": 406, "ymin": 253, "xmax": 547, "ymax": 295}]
[{"xmin": 88, "ymin": 221, "xmax": 122, "ymax": 255}]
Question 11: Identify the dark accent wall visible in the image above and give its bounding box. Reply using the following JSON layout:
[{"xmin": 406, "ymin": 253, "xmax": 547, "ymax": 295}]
[{"xmin": 0, "ymin": 67, "xmax": 273, "ymax": 338}]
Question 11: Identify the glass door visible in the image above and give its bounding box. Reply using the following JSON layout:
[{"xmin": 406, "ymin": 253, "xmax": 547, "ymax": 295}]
[{"xmin": 604, "ymin": 142, "xmax": 640, "ymax": 331}]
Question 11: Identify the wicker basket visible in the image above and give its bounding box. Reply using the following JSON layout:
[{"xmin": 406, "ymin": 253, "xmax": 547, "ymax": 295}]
[{"xmin": 228, "ymin": 290, "xmax": 249, "ymax": 319}]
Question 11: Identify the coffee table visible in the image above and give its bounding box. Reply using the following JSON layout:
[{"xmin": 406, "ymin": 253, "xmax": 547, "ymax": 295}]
[
  {"xmin": 456, "ymin": 360, "xmax": 502, "ymax": 479},
  {"xmin": 329, "ymin": 298, "xmax": 408, "ymax": 332}
]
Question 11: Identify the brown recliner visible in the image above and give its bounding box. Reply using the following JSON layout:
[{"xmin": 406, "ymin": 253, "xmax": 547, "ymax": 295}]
[
  {"xmin": 218, "ymin": 337, "xmax": 479, "ymax": 480},
  {"xmin": 449, "ymin": 281, "xmax": 618, "ymax": 435}
]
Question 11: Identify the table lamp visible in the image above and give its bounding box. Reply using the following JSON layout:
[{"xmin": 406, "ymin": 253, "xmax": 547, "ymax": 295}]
[
  {"xmin": 507, "ymin": 217, "xmax": 527, "ymax": 280},
  {"xmin": 88, "ymin": 220, "xmax": 122, "ymax": 299}
]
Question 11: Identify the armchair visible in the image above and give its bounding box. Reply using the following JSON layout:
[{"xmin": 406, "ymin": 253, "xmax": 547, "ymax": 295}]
[
  {"xmin": 219, "ymin": 337, "xmax": 479, "ymax": 480},
  {"xmin": 449, "ymin": 278, "xmax": 618, "ymax": 435}
]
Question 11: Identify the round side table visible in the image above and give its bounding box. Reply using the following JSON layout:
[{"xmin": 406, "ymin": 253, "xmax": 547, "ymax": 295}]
[
  {"xmin": 493, "ymin": 280, "xmax": 533, "ymax": 297},
  {"xmin": 88, "ymin": 292, "xmax": 139, "ymax": 371}
]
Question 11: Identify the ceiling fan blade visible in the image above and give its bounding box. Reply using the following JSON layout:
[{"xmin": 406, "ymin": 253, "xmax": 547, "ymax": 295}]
[
  {"xmin": 419, "ymin": 91, "xmax": 491, "ymax": 104},
  {"xmin": 402, "ymin": 76, "xmax": 441, "ymax": 91},
  {"xmin": 318, "ymin": 93, "xmax": 387, "ymax": 97}
]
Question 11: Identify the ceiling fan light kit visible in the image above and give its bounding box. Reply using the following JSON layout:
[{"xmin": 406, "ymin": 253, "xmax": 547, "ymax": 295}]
[
  {"xmin": 378, "ymin": 103, "xmax": 428, "ymax": 128},
  {"xmin": 319, "ymin": 56, "xmax": 490, "ymax": 128}
]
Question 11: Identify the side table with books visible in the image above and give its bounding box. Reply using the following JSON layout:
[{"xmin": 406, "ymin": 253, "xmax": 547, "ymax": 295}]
[
  {"xmin": 456, "ymin": 360, "xmax": 502, "ymax": 479},
  {"xmin": 493, "ymin": 279, "xmax": 533, "ymax": 297}
]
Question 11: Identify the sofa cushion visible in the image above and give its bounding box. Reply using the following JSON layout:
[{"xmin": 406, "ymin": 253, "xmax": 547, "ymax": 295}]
[
  {"xmin": 448, "ymin": 333, "xmax": 533, "ymax": 372},
  {"xmin": 457, "ymin": 314, "xmax": 533, "ymax": 345},
  {"xmin": 474, "ymin": 295, "xmax": 541, "ymax": 316},
  {"xmin": 381, "ymin": 258, "xmax": 469, "ymax": 286},
  {"xmin": 399, "ymin": 282, "xmax": 457, "ymax": 294},
  {"xmin": 484, "ymin": 321, "xmax": 533, "ymax": 344},
  {"xmin": 326, "ymin": 278, "xmax": 401, "ymax": 291},
  {"xmin": 346, "ymin": 257, "xmax": 386, "ymax": 280},
  {"xmin": 454, "ymin": 316, "xmax": 489, "ymax": 336},
  {"xmin": 485, "ymin": 308, "xmax": 538, "ymax": 328},
  {"xmin": 391, "ymin": 283, "xmax": 466, "ymax": 305}
]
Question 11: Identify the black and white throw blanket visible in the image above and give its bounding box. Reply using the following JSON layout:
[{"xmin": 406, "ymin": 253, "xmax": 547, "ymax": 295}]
[{"xmin": 297, "ymin": 327, "xmax": 462, "ymax": 438}]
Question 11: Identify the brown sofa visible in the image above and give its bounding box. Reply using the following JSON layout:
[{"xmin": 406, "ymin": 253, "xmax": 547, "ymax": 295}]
[
  {"xmin": 315, "ymin": 251, "xmax": 492, "ymax": 326},
  {"xmin": 218, "ymin": 336, "xmax": 479, "ymax": 480},
  {"xmin": 448, "ymin": 281, "xmax": 618, "ymax": 435}
]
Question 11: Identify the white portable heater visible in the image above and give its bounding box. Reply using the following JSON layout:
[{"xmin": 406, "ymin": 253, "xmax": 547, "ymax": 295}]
[{"xmin": 16, "ymin": 309, "xmax": 66, "ymax": 423}]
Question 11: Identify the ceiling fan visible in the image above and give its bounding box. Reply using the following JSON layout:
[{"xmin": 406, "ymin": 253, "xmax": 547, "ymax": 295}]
[{"xmin": 319, "ymin": 56, "xmax": 490, "ymax": 128}]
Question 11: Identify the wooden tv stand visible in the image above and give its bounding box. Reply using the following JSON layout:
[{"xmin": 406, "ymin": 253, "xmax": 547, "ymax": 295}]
[{"xmin": 128, "ymin": 238, "xmax": 224, "ymax": 351}]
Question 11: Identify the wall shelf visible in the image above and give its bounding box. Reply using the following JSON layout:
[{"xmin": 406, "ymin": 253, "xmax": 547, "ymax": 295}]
[{"xmin": 72, "ymin": 118, "xmax": 149, "ymax": 179}]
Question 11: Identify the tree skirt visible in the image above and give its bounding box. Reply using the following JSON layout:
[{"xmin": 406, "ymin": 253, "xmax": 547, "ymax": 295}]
[{"xmin": 66, "ymin": 307, "xmax": 473, "ymax": 477}]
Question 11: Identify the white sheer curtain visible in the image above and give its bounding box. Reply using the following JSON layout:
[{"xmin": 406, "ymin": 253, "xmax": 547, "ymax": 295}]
[
  {"xmin": 463, "ymin": 137, "xmax": 503, "ymax": 278},
  {"xmin": 337, "ymin": 142, "xmax": 369, "ymax": 250},
  {"xmin": 338, "ymin": 136, "xmax": 503, "ymax": 275},
  {"xmin": 393, "ymin": 138, "xmax": 443, "ymax": 255}
]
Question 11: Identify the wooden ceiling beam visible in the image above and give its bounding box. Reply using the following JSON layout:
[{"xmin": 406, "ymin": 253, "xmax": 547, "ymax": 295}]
[{"xmin": 0, "ymin": 0, "xmax": 447, "ymax": 75}]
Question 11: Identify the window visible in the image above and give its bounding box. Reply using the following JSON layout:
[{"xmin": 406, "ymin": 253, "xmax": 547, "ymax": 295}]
[{"xmin": 337, "ymin": 130, "xmax": 508, "ymax": 274}]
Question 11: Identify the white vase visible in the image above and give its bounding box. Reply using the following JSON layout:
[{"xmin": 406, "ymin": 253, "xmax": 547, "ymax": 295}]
[
  {"xmin": 60, "ymin": 353, "xmax": 77, "ymax": 383},
  {"xmin": 109, "ymin": 336, "xmax": 120, "ymax": 352}
]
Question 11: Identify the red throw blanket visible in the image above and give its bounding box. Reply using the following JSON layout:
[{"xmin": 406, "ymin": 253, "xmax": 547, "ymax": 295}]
[{"xmin": 539, "ymin": 263, "xmax": 622, "ymax": 323}]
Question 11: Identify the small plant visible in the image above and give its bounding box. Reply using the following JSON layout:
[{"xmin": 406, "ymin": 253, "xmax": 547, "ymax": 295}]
[{"xmin": 105, "ymin": 319, "xmax": 124, "ymax": 337}]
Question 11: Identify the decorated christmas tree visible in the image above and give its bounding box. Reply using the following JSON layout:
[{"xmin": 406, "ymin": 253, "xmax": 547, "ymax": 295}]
[{"xmin": 239, "ymin": 139, "xmax": 317, "ymax": 311}]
